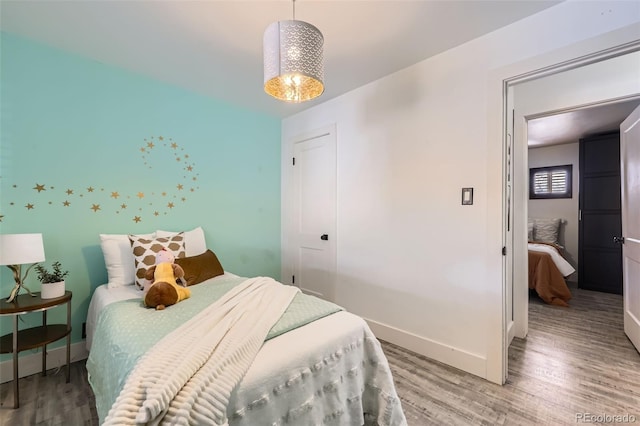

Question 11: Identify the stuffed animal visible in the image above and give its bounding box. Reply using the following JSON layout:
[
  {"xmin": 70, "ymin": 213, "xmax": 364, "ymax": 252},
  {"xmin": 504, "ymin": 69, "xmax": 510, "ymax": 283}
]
[{"xmin": 143, "ymin": 249, "xmax": 191, "ymax": 310}]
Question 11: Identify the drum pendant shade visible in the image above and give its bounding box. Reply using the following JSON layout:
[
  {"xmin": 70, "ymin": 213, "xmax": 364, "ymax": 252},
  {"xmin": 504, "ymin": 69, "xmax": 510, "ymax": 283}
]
[{"xmin": 263, "ymin": 19, "xmax": 324, "ymax": 103}]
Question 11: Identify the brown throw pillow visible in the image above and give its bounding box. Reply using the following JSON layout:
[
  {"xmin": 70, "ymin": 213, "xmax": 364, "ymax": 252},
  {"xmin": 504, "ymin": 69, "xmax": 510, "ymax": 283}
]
[{"xmin": 175, "ymin": 249, "xmax": 224, "ymax": 286}]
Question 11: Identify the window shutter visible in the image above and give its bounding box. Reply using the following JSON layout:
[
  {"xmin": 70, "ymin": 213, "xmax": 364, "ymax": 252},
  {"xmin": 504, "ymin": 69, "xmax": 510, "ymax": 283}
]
[{"xmin": 529, "ymin": 165, "xmax": 572, "ymax": 199}]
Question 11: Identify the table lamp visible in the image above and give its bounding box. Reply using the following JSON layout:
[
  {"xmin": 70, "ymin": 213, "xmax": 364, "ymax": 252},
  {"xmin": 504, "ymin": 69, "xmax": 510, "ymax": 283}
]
[{"xmin": 0, "ymin": 233, "xmax": 46, "ymax": 303}]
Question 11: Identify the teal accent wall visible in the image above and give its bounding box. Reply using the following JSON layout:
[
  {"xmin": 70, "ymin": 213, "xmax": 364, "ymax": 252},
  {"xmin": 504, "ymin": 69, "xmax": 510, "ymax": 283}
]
[{"xmin": 0, "ymin": 33, "xmax": 281, "ymax": 356}]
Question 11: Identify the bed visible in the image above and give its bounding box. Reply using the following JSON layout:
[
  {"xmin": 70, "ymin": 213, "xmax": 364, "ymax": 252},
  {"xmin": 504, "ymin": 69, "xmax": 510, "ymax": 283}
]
[
  {"xmin": 86, "ymin": 229, "xmax": 406, "ymax": 425},
  {"xmin": 528, "ymin": 242, "xmax": 574, "ymax": 306},
  {"xmin": 527, "ymin": 218, "xmax": 575, "ymax": 307}
]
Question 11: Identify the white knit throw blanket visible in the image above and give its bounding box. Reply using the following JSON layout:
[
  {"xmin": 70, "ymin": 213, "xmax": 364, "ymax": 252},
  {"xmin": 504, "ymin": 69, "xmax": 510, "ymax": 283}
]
[{"xmin": 103, "ymin": 277, "xmax": 299, "ymax": 426}]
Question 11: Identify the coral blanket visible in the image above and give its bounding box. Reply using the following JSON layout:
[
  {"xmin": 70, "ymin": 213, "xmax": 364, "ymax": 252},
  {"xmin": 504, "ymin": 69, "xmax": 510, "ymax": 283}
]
[
  {"xmin": 103, "ymin": 277, "xmax": 298, "ymax": 425},
  {"xmin": 528, "ymin": 251, "xmax": 572, "ymax": 307}
]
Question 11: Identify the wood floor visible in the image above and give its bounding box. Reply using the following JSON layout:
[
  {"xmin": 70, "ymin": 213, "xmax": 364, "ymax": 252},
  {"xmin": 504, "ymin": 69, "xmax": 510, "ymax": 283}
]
[
  {"xmin": 387, "ymin": 286, "xmax": 640, "ymax": 425},
  {"xmin": 1, "ymin": 286, "xmax": 638, "ymax": 425}
]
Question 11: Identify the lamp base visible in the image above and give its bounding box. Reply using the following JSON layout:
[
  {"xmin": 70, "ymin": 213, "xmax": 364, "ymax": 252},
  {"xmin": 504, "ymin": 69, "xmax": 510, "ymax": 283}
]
[
  {"xmin": 5, "ymin": 263, "xmax": 38, "ymax": 303},
  {"xmin": 6, "ymin": 283, "xmax": 36, "ymax": 303}
]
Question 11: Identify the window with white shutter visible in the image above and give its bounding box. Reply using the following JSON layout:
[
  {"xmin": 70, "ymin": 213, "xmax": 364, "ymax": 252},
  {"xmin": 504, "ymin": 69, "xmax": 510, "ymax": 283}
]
[{"xmin": 529, "ymin": 164, "xmax": 572, "ymax": 199}]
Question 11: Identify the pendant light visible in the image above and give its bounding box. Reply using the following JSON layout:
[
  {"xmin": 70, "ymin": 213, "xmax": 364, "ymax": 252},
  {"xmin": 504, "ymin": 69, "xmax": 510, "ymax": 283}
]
[{"xmin": 263, "ymin": 0, "xmax": 324, "ymax": 103}]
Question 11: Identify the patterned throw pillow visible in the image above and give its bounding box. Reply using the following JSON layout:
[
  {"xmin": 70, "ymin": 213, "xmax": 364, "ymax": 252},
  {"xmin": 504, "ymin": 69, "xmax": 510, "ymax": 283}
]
[
  {"xmin": 156, "ymin": 227, "xmax": 207, "ymax": 257},
  {"xmin": 527, "ymin": 219, "xmax": 535, "ymax": 241},
  {"xmin": 128, "ymin": 233, "xmax": 186, "ymax": 290},
  {"xmin": 533, "ymin": 218, "xmax": 561, "ymax": 244}
]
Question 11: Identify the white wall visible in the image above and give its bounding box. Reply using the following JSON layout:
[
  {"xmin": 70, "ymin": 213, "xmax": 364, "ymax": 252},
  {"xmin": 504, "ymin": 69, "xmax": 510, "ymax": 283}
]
[
  {"xmin": 528, "ymin": 143, "xmax": 580, "ymax": 280},
  {"xmin": 282, "ymin": 0, "xmax": 640, "ymax": 383}
]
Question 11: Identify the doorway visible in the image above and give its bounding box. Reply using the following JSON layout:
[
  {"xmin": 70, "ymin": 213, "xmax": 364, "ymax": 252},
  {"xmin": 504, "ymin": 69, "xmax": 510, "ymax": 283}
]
[
  {"xmin": 526, "ymin": 100, "xmax": 639, "ymax": 288},
  {"xmin": 503, "ymin": 46, "xmax": 640, "ymax": 380},
  {"xmin": 289, "ymin": 124, "xmax": 337, "ymax": 302}
]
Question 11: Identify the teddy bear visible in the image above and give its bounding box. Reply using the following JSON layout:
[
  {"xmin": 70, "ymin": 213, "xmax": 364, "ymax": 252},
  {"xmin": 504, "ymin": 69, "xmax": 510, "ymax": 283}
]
[{"xmin": 143, "ymin": 249, "xmax": 191, "ymax": 310}]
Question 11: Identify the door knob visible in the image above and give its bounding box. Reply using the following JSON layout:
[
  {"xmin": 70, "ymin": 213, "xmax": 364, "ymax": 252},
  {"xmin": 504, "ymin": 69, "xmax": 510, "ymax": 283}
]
[
  {"xmin": 320, "ymin": 234, "xmax": 329, "ymax": 241},
  {"xmin": 613, "ymin": 236, "xmax": 625, "ymax": 244}
]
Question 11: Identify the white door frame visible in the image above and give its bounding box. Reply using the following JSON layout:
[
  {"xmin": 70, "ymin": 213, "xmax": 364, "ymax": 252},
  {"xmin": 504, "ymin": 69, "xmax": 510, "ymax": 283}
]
[
  {"xmin": 282, "ymin": 124, "xmax": 337, "ymax": 298},
  {"xmin": 501, "ymin": 42, "xmax": 640, "ymax": 381}
]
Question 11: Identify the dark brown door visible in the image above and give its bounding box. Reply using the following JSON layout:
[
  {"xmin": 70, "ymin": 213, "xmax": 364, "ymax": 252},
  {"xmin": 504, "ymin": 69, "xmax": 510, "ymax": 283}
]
[{"xmin": 578, "ymin": 131, "xmax": 623, "ymax": 294}]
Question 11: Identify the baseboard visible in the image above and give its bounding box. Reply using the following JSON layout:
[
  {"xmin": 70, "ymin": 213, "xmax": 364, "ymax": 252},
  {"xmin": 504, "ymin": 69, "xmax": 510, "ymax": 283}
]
[
  {"xmin": 364, "ymin": 317, "xmax": 487, "ymax": 379},
  {"xmin": 0, "ymin": 342, "xmax": 89, "ymax": 384}
]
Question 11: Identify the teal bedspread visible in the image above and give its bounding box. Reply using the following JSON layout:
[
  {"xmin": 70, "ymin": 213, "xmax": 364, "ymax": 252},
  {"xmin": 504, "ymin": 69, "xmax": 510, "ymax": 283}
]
[{"xmin": 86, "ymin": 275, "xmax": 342, "ymax": 423}]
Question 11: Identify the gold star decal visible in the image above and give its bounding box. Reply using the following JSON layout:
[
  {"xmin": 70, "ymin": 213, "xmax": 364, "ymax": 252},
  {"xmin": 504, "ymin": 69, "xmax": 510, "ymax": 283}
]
[
  {"xmin": 192, "ymin": 177, "xmax": 197, "ymax": 181},
  {"xmin": 121, "ymin": 203, "xmax": 127, "ymax": 209},
  {"xmin": 147, "ymin": 142, "xmax": 154, "ymax": 149},
  {"xmin": 66, "ymin": 189, "xmax": 74, "ymax": 195},
  {"xmin": 159, "ymin": 136, "xmax": 164, "ymax": 141},
  {"xmin": 167, "ymin": 202, "xmax": 174, "ymax": 209},
  {"xmin": 186, "ymin": 166, "xmax": 193, "ymax": 172},
  {"xmin": 33, "ymin": 183, "xmax": 46, "ymax": 192},
  {"xmin": 140, "ymin": 147, "xmax": 146, "ymax": 153},
  {"xmin": 26, "ymin": 203, "xmax": 34, "ymax": 210},
  {"xmin": 154, "ymin": 211, "xmax": 159, "ymax": 216},
  {"xmin": 133, "ymin": 216, "xmax": 141, "ymax": 223},
  {"xmin": 91, "ymin": 204, "xmax": 101, "ymax": 212},
  {"xmin": 190, "ymin": 188, "xmax": 195, "ymax": 192},
  {"xmin": 176, "ymin": 157, "xmax": 181, "ymax": 162},
  {"xmin": 63, "ymin": 201, "xmax": 70, "ymax": 207},
  {"xmin": 137, "ymin": 192, "xmax": 144, "ymax": 199},
  {"xmin": 181, "ymin": 197, "xmax": 186, "ymax": 202},
  {"xmin": 185, "ymin": 154, "xmax": 189, "ymax": 159},
  {"xmin": 177, "ymin": 184, "xmax": 183, "ymax": 190},
  {"xmin": 162, "ymin": 192, "xmax": 167, "ymax": 196},
  {"xmin": 87, "ymin": 187, "xmax": 94, "ymax": 192},
  {"xmin": 171, "ymin": 142, "xmax": 178, "ymax": 149},
  {"xmin": 111, "ymin": 192, "xmax": 120, "ymax": 199}
]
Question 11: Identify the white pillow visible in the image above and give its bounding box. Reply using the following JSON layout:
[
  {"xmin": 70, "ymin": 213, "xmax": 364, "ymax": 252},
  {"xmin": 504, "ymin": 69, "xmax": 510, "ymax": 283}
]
[
  {"xmin": 533, "ymin": 218, "xmax": 561, "ymax": 244},
  {"xmin": 156, "ymin": 227, "xmax": 207, "ymax": 256},
  {"xmin": 100, "ymin": 232, "xmax": 155, "ymax": 288},
  {"xmin": 527, "ymin": 219, "xmax": 535, "ymax": 241}
]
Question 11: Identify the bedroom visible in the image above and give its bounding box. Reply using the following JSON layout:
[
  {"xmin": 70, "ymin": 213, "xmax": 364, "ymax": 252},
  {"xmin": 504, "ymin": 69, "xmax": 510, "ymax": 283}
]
[
  {"xmin": 1, "ymin": 0, "xmax": 639, "ymax": 424},
  {"xmin": 515, "ymin": 98, "xmax": 640, "ymax": 350},
  {"xmin": 526, "ymin": 100, "xmax": 640, "ymax": 304}
]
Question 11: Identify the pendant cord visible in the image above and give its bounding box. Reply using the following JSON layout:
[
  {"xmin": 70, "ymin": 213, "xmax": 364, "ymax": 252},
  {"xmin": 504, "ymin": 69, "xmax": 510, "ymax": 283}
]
[{"xmin": 292, "ymin": 0, "xmax": 296, "ymax": 20}]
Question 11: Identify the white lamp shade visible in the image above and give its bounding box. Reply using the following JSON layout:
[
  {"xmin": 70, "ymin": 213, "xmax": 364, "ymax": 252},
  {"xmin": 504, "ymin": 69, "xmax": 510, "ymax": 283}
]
[
  {"xmin": 0, "ymin": 233, "xmax": 46, "ymax": 265},
  {"xmin": 263, "ymin": 19, "xmax": 324, "ymax": 103}
]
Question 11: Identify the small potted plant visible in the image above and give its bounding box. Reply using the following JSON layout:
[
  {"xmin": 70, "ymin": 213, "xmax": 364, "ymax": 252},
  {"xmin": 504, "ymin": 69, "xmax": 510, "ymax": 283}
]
[{"xmin": 35, "ymin": 261, "xmax": 69, "ymax": 299}]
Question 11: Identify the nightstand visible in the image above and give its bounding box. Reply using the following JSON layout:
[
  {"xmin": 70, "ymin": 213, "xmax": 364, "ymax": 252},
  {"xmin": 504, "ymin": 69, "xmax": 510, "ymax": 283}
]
[{"xmin": 0, "ymin": 291, "xmax": 72, "ymax": 408}]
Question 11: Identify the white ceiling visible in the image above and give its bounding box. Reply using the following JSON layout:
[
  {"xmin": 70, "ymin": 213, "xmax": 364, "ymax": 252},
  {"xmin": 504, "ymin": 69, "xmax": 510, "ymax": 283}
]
[
  {"xmin": 0, "ymin": 0, "xmax": 562, "ymax": 119},
  {"xmin": 528, "ymin": 99, "xmax": 640, "ymax": 148},
  {"xmin": 9, "ymin": 0, "xmax": 627, "ymax": 148}
]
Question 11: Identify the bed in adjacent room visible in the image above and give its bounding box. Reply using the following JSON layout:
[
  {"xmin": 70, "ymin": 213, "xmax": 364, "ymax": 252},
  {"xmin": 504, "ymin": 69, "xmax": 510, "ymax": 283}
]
[
  {"xmin": 86, "ymin": 228, "xmax": 406, "ymax": 425},
  {"xmin": 527, "ymin": 218, "xmax": 575, "ymax": 307}
]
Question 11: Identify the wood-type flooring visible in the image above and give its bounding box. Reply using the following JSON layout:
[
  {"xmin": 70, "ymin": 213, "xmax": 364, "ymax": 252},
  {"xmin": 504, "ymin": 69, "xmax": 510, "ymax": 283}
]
[{"xmin": 1, "ymin": 285, "xmax": 638, "ymax": 425}]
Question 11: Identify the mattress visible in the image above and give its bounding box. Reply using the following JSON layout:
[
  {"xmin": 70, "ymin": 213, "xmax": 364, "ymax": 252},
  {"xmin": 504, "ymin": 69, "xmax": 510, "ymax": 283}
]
[
  {"xmin": 527, "ymin": 243, "xmax": 575, "ymax": 277},
  {"xmin": 86, "ymin": 274, "xmax": 407, "ymax": 425},
  {"xmin": 85, "ymin": 272, "xmax": 237, "ymax": 351}
]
